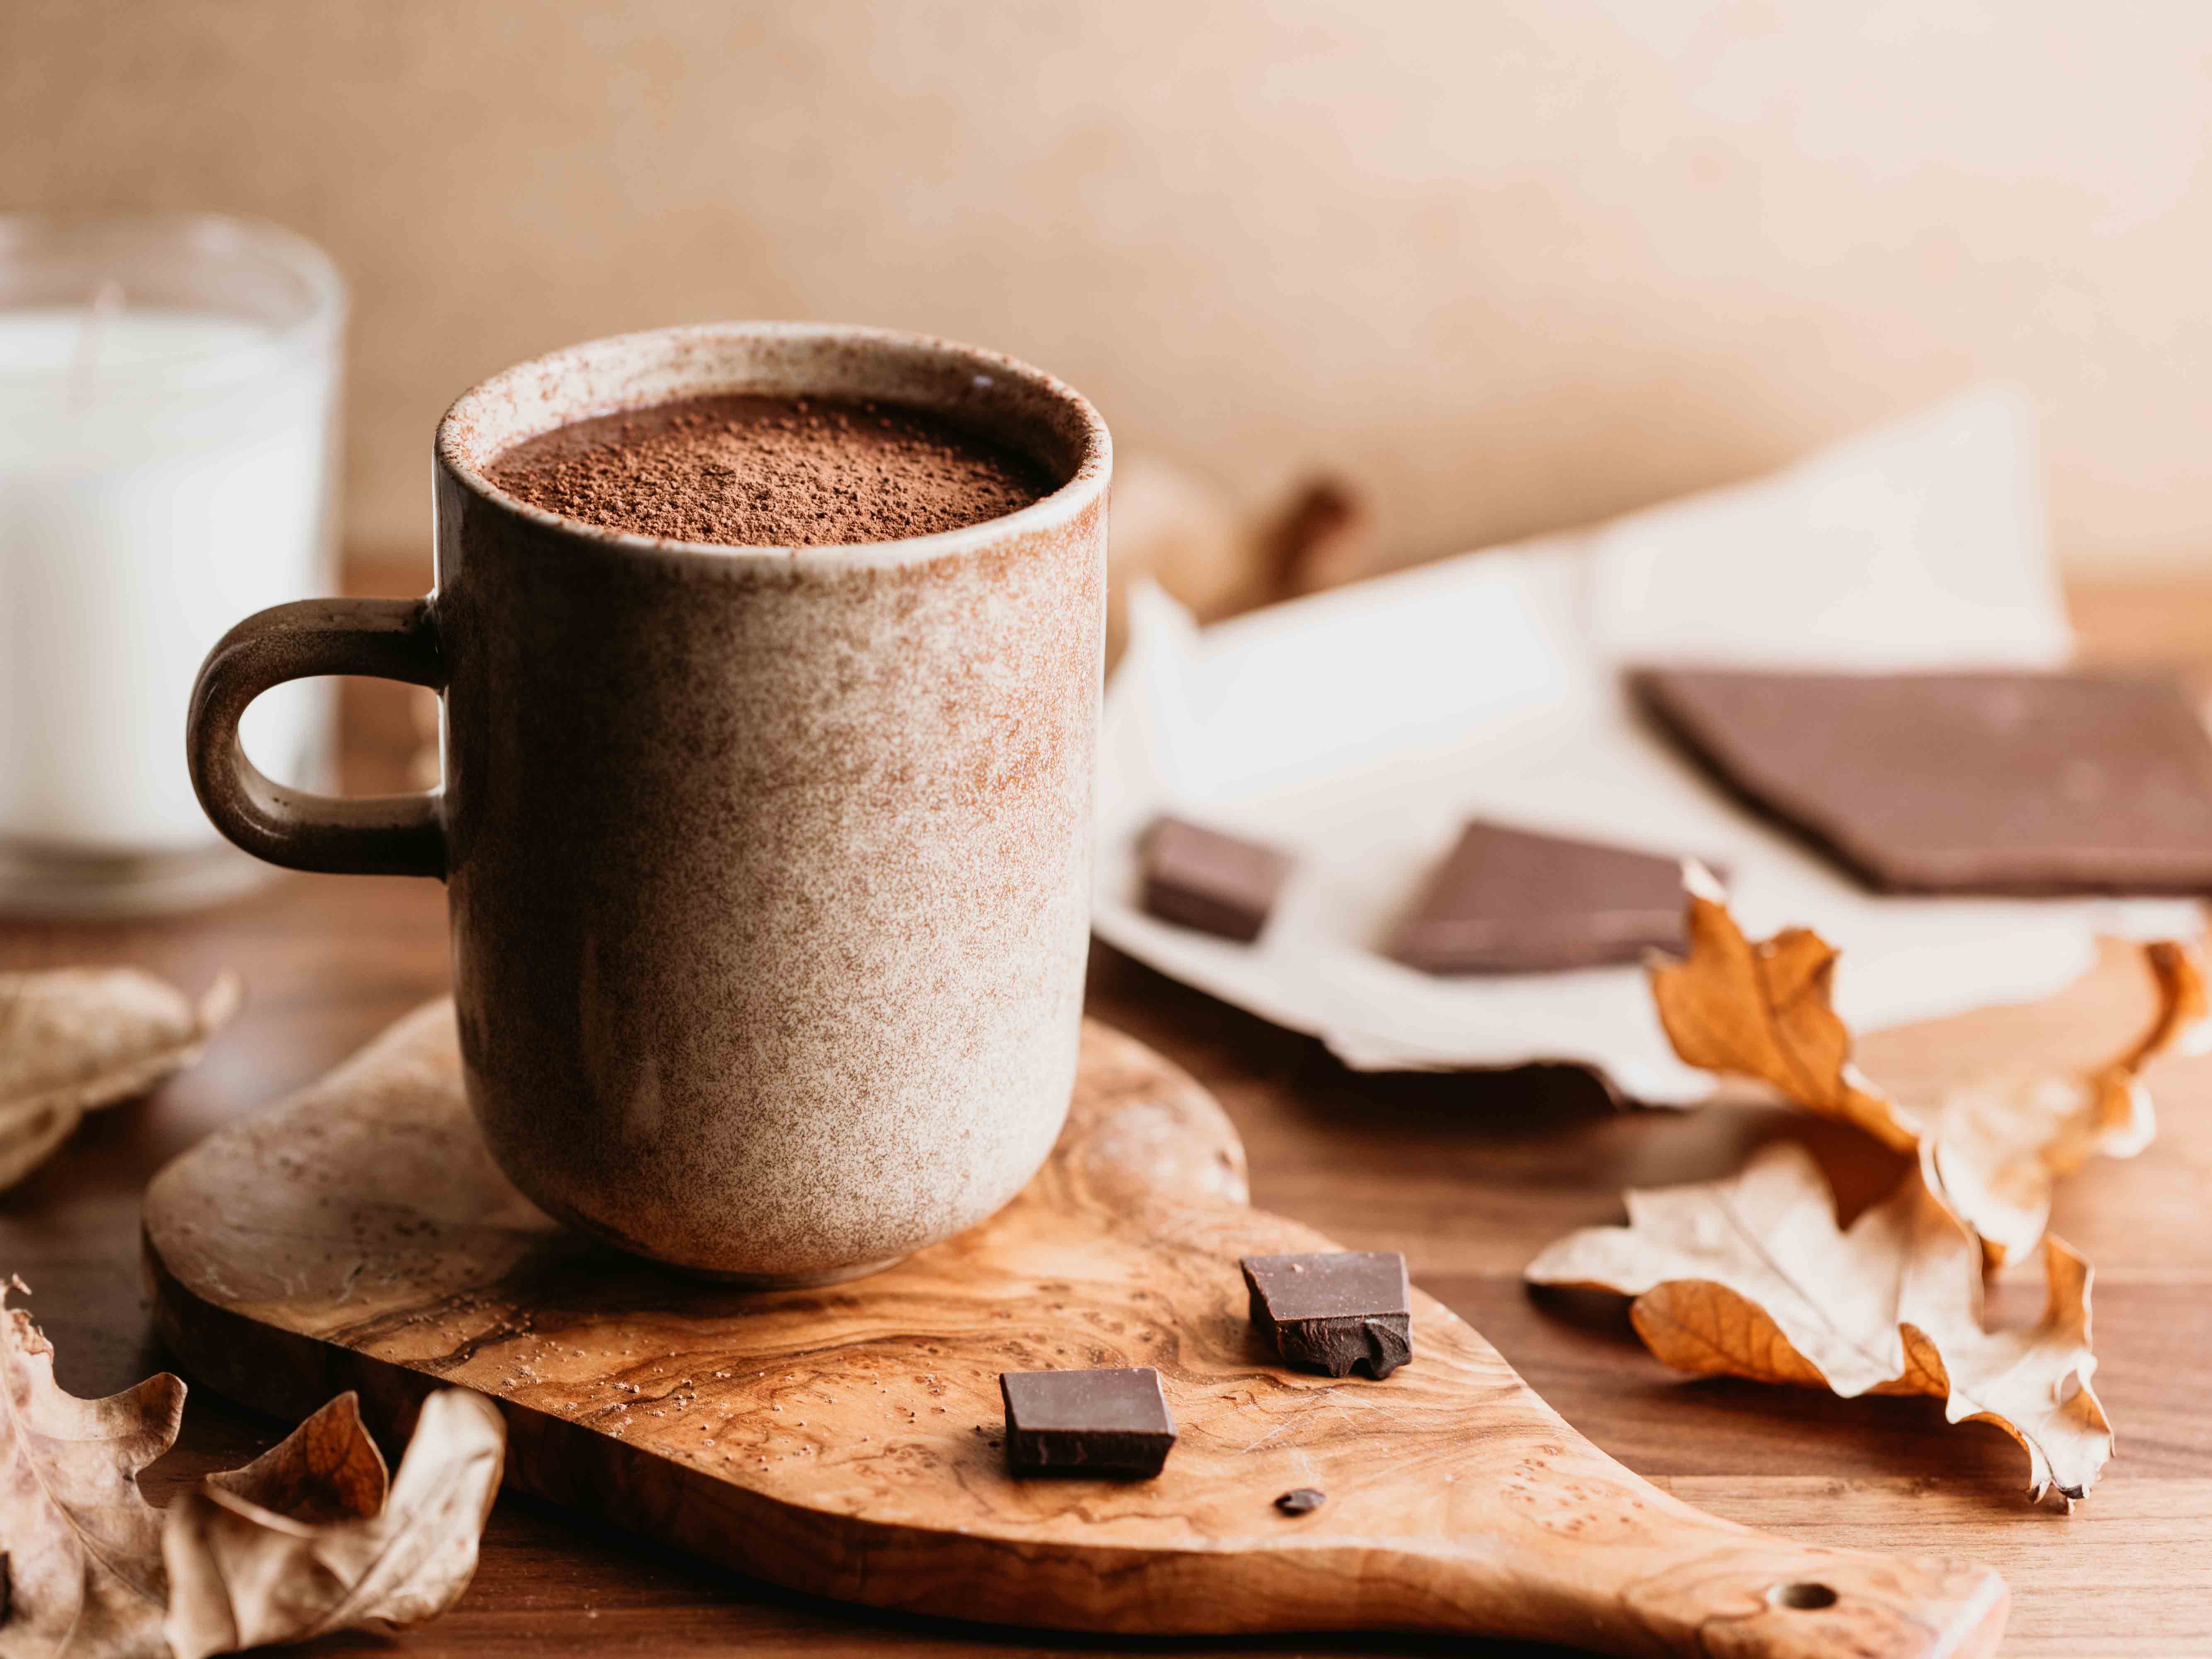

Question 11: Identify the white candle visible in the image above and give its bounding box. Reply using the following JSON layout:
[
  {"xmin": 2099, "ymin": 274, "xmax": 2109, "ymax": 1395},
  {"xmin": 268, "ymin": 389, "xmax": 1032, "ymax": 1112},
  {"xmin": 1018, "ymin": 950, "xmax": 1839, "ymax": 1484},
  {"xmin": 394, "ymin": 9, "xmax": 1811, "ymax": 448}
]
[{"xmin": 0, "ymin": 216, "xmax": 343, "ymax": 912}]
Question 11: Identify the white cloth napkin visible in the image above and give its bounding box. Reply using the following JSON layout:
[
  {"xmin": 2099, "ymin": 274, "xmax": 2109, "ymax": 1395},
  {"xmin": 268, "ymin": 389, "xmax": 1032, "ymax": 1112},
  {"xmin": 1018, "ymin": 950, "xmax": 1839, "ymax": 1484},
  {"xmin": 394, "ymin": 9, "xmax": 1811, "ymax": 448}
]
[{"xmin": 1092, "ymin": 386, "xmax": 2201, "ymax": 1101}]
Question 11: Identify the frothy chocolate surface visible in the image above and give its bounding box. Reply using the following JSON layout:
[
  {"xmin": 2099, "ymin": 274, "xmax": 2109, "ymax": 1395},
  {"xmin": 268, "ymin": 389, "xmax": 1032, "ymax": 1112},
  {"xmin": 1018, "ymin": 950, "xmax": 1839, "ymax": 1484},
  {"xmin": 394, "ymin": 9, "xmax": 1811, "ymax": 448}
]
[{"xmin": 486, "ymin": 393, "xmax": 1054, "ymax": 547}]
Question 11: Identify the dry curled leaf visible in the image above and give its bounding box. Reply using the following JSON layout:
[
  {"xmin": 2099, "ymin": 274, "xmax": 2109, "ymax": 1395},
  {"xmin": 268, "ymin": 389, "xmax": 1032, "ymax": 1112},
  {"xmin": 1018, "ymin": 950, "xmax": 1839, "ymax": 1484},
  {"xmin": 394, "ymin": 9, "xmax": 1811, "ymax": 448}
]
[
  {"xmin": 1527, "ymin": 1142, "xmax": 2113, "ymax": 1502},
  {"xmin": 0, "ymin": 969, "xmax": 241, "ymax": 1192},
  {"xmin": 0, "ymin": 1282, "xmax": 500, "ymax": 1658},
  {"xmin": 1103, "ymin": 457, "xmax": 1386, "ymax": 668},
  {"xmin": 162, "ymin": 1389, "xmax": 505, "ymax": 1659},
  {"xmin": 1254, "ymin": 476, "xmax": 1384, "ymax": 601},
  {"xmin": 1651, "ymin": 864, "xmax": 2206, "ymax": 1264},
  {"xmin": 0, "ymin": 1277, "xmax": 185, "ymax": 1659},
  {"xmin": 1105, "ymin": 456, "xmax": 1250, "ymax": 668}
]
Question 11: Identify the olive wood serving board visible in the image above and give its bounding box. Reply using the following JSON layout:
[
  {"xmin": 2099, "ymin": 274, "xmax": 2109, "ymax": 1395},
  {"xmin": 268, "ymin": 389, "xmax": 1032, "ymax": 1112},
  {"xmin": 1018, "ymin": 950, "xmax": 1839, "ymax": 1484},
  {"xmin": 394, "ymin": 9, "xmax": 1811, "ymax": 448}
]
[{"xmin": 144, "ymin": 1003, "xmax": 2006, "ymax": 1657}]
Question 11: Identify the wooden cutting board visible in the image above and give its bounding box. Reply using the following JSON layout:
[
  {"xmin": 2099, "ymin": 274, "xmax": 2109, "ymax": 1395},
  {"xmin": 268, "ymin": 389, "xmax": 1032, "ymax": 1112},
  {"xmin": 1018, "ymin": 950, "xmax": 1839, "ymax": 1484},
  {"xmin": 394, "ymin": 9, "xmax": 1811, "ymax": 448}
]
[{"xmin": 143, "ymin": 1004, "xmax": 2006, "ymax": 1657}]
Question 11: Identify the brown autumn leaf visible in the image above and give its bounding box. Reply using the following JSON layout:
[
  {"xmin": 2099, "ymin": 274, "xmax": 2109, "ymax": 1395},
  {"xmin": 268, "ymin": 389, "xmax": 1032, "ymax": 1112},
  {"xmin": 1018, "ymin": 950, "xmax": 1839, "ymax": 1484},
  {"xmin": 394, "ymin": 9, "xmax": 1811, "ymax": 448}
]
[
  {"xmin": 1102, "ymin": 457, "xmax": 1387, "ymax": 669},
  {"xmin": 162, "ymin": 1389, "xmax": 505, "ymax": 1659},
  {"xmin": 1650, "ymin": 863, "xmax": 2206, "ymax": 1264},
  {"xmin": 1254, "ymin": 476, "xmax": 1384, "ymax": 601},
  {"xmin": 0, "ymin": 968, "xmax": 242, "ymax": 1192},
  {"xmin": 1527, "ymin": 1141, "xmax": 2113, "ymax": 1501},
  {"xmin": 0, "ymin": 1276, "xmax": 185, "ymax": 1659},
  {"xmin": 1105, "ymin": 456, "xmax": 1250, "ymax": 668},
  {"xmin": 0, "ymin": 1280, "xmax": 501, "ymax": 1658}
]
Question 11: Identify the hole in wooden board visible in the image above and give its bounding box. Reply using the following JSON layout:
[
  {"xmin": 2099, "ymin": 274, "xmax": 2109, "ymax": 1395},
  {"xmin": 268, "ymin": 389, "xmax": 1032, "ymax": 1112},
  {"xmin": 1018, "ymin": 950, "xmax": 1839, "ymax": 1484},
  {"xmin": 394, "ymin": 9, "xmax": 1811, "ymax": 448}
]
[{"xmin": 1766, "ymin": 1581, "xmax": 1840, "ymax": 1611}]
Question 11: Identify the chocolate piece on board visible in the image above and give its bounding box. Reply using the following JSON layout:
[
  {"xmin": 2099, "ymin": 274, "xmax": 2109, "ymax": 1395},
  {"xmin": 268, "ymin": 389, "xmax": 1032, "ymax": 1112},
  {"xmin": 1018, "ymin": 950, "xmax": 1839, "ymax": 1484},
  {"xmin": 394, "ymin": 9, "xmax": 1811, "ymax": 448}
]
[
  {"xmin": 1390, "ymin": 819, "xmax": 1689, "ymax": 974},
  {"xmin": 1139, "ymin": 816, "xmax": 1292, "ymax": 942},
  {"xmin": 1636, "ymin": 668, "xmax": 2212, "ymax": 894},
  {"xmin": 1241, "ymin": 1251, "xmax": 1412, "ymax": 1380},
  {"xmin": 1275, "ymin": 1487, "xmax": 1327, "ymax": 1515},
  {"xmin": 999, "ymin": 1367, "xmax": 1177, "ymax": 1477}
]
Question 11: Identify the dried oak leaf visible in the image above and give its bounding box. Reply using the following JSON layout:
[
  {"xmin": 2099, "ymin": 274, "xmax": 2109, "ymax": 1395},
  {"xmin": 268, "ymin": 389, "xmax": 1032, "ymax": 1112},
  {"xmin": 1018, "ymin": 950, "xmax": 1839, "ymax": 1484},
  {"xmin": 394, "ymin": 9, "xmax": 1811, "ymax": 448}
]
[
  {"xmin": 0, "ymin": 969, "xmax": 242, "ymax": 1192},
  {"xmin": 0, "ymin": 1277, "xmax": 185, "ymax": 1659},
  {"xmin": 162, "ymin": 1389, "xmax": 505, "ymax": 1659},
  {"xmin": 1527, "ymin": 1141, "xmax": 2112, "ymax": 1501},
  {"xmin": 1651, "ymin": 863, "xmax": 2206, "ymax": 1264},
  {"xmin": 1256, "ymin": 476, "xmax": 1384, "ymax": 601}
]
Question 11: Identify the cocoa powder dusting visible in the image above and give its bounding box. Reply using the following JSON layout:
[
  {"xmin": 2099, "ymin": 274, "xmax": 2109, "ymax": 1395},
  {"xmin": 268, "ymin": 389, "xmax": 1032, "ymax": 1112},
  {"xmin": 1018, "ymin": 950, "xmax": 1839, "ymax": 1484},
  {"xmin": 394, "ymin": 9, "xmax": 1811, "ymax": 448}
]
[{"xmin": 486, "ymin": 393, "xmax": 1054, "ymax": 547}]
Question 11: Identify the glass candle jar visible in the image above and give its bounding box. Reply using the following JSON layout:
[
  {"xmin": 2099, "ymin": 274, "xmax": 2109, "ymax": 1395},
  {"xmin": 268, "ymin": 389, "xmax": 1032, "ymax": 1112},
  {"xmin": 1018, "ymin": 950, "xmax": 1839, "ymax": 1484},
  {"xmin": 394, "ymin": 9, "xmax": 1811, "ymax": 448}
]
[{"xmin": 0, "ymin": 214, "xmax": 345, "ymax": 915}]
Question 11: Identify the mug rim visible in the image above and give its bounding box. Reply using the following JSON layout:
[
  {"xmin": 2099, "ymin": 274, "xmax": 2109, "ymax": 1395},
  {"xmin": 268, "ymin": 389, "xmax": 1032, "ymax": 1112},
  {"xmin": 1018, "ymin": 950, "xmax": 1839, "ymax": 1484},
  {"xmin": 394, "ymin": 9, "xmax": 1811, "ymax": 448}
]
[{"xmin": 435, "ymin": 320, "xmax": 1112, "ymax": 571}]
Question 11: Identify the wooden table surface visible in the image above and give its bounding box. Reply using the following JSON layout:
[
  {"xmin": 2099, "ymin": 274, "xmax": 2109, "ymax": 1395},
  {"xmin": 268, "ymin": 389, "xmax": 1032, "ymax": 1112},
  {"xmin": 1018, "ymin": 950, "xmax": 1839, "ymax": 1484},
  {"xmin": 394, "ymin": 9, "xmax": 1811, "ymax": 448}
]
[{"xmin": 5, "ymin": 562, "xmax": 2208, "ymax": 1657}]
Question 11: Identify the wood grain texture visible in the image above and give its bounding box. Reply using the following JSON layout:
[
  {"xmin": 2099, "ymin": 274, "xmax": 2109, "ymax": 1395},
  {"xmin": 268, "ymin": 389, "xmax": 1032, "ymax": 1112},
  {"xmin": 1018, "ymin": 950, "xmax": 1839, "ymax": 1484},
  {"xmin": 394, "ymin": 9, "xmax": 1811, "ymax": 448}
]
[
  {"xmin": 1655, "ymin": 1479, "xmax": 2212, "ymax": 1658},
  {"xmin": 143, "ymin": 1003, "xmax": 2005, "ymax": 1657}
]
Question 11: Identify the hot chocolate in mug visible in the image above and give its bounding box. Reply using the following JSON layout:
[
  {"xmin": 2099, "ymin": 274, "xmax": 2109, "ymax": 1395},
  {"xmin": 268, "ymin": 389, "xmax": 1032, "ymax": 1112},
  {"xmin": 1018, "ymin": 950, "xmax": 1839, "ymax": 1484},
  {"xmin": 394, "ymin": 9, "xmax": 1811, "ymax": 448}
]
[{"xmin": 188, "ymin": 323, "xmax": 1110, "ymax": 1283}]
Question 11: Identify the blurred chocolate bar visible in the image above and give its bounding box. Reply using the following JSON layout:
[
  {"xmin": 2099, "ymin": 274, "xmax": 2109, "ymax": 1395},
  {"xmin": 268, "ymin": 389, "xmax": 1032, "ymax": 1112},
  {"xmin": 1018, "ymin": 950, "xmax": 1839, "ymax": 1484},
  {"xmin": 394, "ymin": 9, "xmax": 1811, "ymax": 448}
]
[
  {"xmin": 1390, "ymin": 819, "xmax": 1688, "ymax": 974},
  {"xmin": 1139, "ymin": 816, "xmax": 1290, "ymax": 942},
  {"xmin": 1636, "ymin": 668, "xmax": 2212, "ymax": 893}
]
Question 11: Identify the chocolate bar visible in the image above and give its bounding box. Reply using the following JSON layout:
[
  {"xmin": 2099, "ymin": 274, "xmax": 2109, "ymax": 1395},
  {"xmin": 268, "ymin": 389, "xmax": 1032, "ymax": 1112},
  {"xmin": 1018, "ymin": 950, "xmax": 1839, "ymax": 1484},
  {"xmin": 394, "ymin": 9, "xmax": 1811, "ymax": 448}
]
[
  {"xmin": 1139, "ymin": 816, "xmax": 1290, "ymax": 942},
  {"xmin": 1241, "ymin": 1251, "xmax": 1411, "ymax": 1379},
  {"xmin": 999, "ymin": 1367, "xmax": 1177, "ymax": 1477},
  {"xmin": 1390, "ymin": 819, "xmax": 1688, "ymax": 974},
  {"xmin": 1636, "ymin": 668, "xmax": 2212, "ymax": 894}
]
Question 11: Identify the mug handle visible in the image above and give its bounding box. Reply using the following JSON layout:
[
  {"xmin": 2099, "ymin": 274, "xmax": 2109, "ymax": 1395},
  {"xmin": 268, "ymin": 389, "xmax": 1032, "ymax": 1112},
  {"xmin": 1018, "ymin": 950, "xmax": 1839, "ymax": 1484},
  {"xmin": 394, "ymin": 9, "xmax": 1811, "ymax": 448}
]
[{"xmin": 187, "ymin": 596, "xmax": 447, "ymax": 879}]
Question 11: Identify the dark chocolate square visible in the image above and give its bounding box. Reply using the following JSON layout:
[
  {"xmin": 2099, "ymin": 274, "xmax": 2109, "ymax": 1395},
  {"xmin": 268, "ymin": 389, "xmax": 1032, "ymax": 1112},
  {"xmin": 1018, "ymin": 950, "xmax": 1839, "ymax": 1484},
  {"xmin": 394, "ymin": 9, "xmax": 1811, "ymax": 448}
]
[
  {"xmin": 1139, "ymin": 816, "xmax": 1291, "ymax": 942},
  {"xmin": 1241, "ymin": 1251, "xmax": 1411, "ymax": 1379},
  {"xmin": 1636, "ymin": 668, "xmax": 2212, "ymax": 894},
  {"xmin": 1389, "ymin": 819, "xmax": 1690, "ymax": 974},
  {"xmin": 999, "ymin": 1367, "xmax": 1177, "ymax": 1477}
]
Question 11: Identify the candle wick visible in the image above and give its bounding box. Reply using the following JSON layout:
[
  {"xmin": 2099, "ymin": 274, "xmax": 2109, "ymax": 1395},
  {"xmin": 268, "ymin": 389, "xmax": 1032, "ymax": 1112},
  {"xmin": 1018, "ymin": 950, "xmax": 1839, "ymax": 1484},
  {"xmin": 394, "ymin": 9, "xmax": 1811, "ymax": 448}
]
[{"xmin": 66, "ymin": 279, "xmax": 126, "ymax": 412}]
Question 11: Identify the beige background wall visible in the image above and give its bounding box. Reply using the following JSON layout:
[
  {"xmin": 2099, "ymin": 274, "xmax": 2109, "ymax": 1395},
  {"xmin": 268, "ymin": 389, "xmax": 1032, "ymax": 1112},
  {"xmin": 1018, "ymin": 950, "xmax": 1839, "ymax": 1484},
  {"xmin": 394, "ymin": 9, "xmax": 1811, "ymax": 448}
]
[{"xmin": 9, "ymin": 1, "xmax": 2211, "ymax": 570}]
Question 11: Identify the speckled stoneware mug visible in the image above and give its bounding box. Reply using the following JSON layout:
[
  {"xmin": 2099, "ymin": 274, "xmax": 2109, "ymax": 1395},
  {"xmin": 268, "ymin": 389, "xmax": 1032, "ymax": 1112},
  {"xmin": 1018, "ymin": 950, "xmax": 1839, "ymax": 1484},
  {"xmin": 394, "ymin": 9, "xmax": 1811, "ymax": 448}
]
[{"xmin": 187, "ymin": 323, "xmax": 1110, "ymax": 1283}]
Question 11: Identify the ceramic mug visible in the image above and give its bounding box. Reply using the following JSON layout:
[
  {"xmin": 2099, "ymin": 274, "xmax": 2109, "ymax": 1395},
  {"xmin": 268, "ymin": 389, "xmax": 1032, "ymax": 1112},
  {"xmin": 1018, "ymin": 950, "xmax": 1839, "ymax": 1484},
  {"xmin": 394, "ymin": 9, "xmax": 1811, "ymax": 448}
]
[{"xmin": 188, "ymin": 323, "xmax": 1110, "ymax": 1283}]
